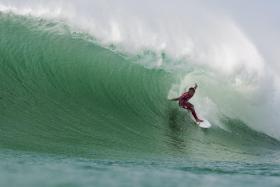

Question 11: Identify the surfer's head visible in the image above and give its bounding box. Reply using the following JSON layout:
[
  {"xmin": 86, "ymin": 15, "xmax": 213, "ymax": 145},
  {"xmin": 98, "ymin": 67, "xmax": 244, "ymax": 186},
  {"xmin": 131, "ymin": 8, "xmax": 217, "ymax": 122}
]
[{"xmin": 188, "ymin": 87, "xmax": 195, "ymax": 95}]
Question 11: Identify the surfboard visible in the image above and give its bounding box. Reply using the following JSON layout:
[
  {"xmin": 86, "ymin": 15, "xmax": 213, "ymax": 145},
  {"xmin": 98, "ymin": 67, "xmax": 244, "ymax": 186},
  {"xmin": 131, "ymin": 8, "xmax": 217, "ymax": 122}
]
[
  {"xmin": 189, "ymin": 113, "xmax": 212, "ymax": 128},
  {"xmin": 195, "ymin": 119, "xmax": 211, "ymax": 128}
]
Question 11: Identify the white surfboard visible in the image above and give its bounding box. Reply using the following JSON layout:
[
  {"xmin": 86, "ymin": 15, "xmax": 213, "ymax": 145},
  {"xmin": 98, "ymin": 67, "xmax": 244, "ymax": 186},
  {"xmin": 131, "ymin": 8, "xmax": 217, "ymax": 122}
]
[
  {"xmin": 196, "ymin": 119, "xmax": 212, "ymax": 128},
  {"xmin": 189, "ymin": 113, "xmax": 212, "ymax": 128}
]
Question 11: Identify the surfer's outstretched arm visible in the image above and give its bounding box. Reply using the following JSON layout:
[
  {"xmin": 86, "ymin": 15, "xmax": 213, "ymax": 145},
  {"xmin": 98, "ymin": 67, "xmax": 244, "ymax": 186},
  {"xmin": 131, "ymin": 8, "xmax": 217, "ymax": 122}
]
[
  {"xmin": 194, "ymin": 83, "xmax": 198, "ymax": 90},
  {"xmin": 170, "ymin": 97, "xmax": 180, "ymax": 101}
]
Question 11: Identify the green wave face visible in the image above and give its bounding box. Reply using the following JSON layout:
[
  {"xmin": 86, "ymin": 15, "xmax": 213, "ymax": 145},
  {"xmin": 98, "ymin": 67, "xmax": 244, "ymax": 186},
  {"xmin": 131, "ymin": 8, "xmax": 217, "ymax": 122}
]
[
  {"xmin": 0, "ymin": 15, "xmax": 279, "ymax": 161},
  {"xmin": 0, "ymin": 15, "xmax": 173, "ymax": 158}
]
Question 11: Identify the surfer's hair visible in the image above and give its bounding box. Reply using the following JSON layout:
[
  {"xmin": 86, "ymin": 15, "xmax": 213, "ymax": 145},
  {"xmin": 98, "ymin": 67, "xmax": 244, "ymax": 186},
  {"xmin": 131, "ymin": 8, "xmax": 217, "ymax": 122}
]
[{"xmin": 189, "ymin": 87, "xmax": 195, "ymax": 92}]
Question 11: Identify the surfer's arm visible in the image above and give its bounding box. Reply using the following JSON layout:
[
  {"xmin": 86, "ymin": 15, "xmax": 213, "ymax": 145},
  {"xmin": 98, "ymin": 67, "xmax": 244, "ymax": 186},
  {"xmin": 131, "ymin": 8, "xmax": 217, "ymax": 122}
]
[
  {"xmin": 194, "ymin": 83, "xmax": 198, "ymax": 90},
  {"xmin": 170, "ymin": 96, "xmax": 180, "ymax": 101}
]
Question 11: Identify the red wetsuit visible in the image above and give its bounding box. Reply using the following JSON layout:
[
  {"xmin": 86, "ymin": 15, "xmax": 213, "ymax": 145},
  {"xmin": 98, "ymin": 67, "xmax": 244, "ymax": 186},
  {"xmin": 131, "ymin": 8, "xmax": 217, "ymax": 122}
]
[{"xmin": 179, "ymin": 89, "xmax": 199, "ymax": 121}]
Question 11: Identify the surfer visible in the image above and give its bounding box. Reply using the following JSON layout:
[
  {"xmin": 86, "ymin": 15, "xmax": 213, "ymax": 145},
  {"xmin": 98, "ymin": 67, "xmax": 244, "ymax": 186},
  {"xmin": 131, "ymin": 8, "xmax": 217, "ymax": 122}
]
[{"xmin": 170, "ymin": 83, "xmax": 203, "ymax": 123}]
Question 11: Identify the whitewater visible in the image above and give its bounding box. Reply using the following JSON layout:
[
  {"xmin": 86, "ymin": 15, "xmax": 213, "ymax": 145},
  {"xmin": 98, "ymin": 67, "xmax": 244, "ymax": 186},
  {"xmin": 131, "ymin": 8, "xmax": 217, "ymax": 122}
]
[{"xmin": 0, "ymin": 1, "xmax": 280, "ymax": 187}]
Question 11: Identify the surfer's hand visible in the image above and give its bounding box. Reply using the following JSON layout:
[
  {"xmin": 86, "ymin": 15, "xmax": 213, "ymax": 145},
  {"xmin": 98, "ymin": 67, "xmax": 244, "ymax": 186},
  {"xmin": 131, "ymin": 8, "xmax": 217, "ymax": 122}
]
[{"xmin": 194, "ymin": 83, "xmax": 198, "ymax": 89}]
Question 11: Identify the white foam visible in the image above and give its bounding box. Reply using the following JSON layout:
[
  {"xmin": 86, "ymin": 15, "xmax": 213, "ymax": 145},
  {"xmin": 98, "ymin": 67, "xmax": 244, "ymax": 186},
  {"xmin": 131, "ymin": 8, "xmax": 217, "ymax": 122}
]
[{"xmin": 0, "ymin": 0, "xmax": 265, "ymax": 74}]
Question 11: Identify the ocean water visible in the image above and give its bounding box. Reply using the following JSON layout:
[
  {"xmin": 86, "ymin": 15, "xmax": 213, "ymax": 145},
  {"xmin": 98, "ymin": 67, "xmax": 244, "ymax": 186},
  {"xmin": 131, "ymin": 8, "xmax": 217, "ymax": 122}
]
[{"xmin": 1, "ymin": 1, "xmax": 280, "ymax": 187}]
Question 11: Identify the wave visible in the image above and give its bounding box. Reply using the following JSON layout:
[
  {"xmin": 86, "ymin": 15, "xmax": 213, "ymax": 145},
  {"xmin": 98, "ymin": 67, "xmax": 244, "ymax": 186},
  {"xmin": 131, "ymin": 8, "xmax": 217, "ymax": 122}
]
[
  {"xmin": 1, "ymin": 1, "xmax": 280, "ymax": 140},
  {"xmin": 0, "ymin": 14, "xmax": 279, "ymax": 160},
  {"xmin": 0, "ymin": 0, "xmax": 280, "ymax": 139}
]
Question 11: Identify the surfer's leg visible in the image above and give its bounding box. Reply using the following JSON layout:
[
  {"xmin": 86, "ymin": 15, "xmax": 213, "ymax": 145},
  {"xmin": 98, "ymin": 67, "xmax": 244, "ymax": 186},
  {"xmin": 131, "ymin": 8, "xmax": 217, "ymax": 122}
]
[
  {"xmin": 189, "ymin": 107, "xmax": 199, "ymax": 121},
  {"xmin": 185, "ymin": 102, "xmax": 203, "ymax": 122},
  {"xmin": 184, "ymin": 103, "xmax": 197, "ymax": 120}
]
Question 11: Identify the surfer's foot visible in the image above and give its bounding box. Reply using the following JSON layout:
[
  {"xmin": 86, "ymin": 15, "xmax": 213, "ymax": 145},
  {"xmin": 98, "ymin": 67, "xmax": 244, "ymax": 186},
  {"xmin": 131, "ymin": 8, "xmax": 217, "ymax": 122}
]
[{"xmin": 196, "ymin": 119, "xmax": 204, "ymax": 123}]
